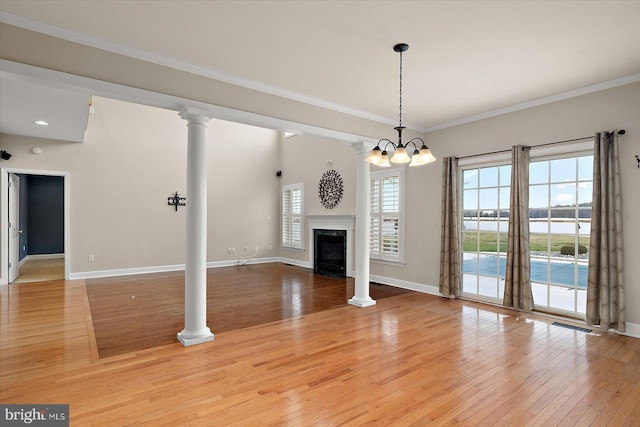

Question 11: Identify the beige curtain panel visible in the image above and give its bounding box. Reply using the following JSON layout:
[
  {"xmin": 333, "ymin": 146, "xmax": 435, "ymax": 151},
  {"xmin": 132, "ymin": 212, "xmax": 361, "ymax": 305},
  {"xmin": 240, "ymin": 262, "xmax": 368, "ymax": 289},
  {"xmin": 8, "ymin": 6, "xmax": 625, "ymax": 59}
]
[
  {"xmin": 586, "ymin": 131, "xmax": 625, "ymax": 332},
  {"xmin": 503, "ymin": 146, "xmax": 533, "ymax": 311},
  {"xmin": 439, "ymin": 157, "xmax": 460, "ymax": 297}
]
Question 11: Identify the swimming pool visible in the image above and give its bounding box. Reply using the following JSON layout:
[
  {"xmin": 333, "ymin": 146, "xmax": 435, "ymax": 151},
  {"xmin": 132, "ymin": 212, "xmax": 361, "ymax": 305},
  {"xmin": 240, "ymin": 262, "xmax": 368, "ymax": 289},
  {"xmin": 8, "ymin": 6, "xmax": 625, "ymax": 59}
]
[{"xmin": 462, "ymin": 255, "xmax": 588, "ymax": 288}]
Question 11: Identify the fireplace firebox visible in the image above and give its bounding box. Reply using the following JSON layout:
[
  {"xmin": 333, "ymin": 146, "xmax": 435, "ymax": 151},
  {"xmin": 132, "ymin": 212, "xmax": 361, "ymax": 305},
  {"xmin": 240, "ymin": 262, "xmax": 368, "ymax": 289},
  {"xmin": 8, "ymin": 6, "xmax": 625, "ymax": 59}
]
[{"xmin": 314, "ymin": 229, "xmax": 347, "ymax": 278}]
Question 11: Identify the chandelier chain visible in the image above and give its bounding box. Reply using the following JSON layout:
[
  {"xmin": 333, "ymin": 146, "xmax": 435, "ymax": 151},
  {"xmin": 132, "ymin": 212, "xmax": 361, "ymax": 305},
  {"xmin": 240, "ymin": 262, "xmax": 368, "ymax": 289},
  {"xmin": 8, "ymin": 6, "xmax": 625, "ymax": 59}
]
[{"xmin": 399, "ymin": 50, "xmax": 403, "ymax": 127}]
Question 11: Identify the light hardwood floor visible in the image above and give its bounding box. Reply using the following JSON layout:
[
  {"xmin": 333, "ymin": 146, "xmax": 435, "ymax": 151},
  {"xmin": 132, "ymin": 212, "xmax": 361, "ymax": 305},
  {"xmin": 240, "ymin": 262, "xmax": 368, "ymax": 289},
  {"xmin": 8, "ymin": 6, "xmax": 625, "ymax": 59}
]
[
  {"xmin": 1, "ymin": 266, "xmax": 639, "ymax": 425},
  {"xmin": 12, "ymin": 258, "xmax": 64, "ymax": 284}
]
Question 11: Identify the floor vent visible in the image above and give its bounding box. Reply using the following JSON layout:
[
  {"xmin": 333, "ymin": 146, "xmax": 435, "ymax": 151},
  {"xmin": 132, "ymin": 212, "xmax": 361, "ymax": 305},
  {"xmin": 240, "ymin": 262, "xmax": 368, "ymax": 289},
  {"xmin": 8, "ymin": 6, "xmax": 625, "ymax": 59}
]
[{"xmin": 551, "ymin": 322, "xmax": 592, "ymax": 333}]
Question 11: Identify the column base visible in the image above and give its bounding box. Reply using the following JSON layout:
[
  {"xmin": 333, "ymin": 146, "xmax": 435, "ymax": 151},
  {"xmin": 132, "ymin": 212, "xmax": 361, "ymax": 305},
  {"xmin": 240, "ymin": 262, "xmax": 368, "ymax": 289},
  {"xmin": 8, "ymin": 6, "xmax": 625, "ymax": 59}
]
[
  {"xmin": 348, "ymin": 297, "xmax": 376, "ymax": 308},
  {"xmin": 177, "ymin": 328, "xmax": 215, "ymax": 347}
]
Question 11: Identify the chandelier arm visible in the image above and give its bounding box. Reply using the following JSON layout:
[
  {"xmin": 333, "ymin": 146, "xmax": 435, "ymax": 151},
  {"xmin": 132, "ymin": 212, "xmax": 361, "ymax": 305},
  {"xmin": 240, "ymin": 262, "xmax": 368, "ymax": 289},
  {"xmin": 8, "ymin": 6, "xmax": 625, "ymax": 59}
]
[
  {"xmin": 406, "ymin": 137, "xmax": 426, "ymax": 149},
  {"xmin": 405, "ymin": 140, "xmax": 419, "ymax": 151},
  {"xmin": 378, "ymin": 139, "xmax": 397, "ymax": 151}
]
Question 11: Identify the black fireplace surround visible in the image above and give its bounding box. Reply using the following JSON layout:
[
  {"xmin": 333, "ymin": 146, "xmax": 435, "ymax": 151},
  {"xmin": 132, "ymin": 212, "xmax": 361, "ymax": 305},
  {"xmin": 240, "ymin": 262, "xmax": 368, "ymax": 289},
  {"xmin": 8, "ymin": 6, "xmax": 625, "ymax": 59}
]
[{"xmin": 314, "ymin": 229, "xmax": 347, "ymax": 278}]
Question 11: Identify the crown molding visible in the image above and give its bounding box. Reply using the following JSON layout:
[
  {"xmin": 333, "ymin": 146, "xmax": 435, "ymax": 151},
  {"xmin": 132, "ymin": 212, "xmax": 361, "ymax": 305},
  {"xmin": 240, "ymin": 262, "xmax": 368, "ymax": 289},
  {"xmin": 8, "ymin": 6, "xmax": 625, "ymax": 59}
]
[
  {"xmin": 425, "ymin": 72, "xmax": 640, "ymax": 133},
  {"xmin": 0, "ymin": 11, "xmax": 426, "ymax": 133}
]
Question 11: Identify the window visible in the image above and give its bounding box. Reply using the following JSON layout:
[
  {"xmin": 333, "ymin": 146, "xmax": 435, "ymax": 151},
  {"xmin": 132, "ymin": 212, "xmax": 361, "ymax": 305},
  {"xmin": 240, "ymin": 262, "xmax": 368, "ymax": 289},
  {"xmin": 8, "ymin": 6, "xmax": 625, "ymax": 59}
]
[
  {"xmin": 282, "ymin": 183, "xmax": 303, "ymax": 249},
  {"xmin": 370, "ymin": 168, "xmax": 404, "ymax": 262}
]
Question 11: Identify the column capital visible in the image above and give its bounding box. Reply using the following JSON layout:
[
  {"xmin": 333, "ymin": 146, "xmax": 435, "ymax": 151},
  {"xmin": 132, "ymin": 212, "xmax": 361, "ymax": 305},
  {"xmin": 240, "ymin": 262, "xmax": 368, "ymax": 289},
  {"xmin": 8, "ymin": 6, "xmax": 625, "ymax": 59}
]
[
  {"xmin": 179, "ymin": 107, "xmax": 213, "ymax": 125},
  {"xmin": 350, "ymin": 141, "xmax": 376, "ymax": 153}
]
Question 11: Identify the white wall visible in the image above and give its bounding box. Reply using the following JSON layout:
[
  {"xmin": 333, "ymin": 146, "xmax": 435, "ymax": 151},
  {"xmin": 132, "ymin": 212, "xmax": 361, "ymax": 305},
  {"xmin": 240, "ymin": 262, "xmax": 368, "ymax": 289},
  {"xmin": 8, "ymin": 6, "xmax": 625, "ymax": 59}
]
[{"xmin": 0, "ymin": 96, "xmax": 280, "ymax": 276}]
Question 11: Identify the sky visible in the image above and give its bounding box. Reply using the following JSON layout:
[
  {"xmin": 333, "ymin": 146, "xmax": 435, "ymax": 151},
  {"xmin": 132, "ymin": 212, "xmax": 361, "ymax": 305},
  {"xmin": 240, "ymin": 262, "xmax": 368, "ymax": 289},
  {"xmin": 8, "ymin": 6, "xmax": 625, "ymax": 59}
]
[{"xmin": 463, "ymin": 155, "xmax": 593, "ymax": 212}]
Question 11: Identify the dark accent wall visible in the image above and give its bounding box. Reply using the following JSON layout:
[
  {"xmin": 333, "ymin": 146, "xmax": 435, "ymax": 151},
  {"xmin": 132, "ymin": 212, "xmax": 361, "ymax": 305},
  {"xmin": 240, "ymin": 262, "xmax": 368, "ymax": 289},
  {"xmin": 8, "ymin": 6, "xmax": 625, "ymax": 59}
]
[
  {"xmin": 18, "ymin": 174, "xmax": 29, "ymax": 261},
  {"xmin": 26, "ymin": 175, "xmax": 64, "ymax": 255}
]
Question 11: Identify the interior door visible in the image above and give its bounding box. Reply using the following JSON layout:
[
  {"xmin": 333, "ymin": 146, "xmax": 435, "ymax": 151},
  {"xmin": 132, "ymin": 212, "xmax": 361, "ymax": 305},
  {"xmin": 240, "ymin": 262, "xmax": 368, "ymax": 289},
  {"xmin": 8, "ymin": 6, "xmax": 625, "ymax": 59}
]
[{"xmin": 8, "ymin": 173, "xmax": 20, "ymax": 283}]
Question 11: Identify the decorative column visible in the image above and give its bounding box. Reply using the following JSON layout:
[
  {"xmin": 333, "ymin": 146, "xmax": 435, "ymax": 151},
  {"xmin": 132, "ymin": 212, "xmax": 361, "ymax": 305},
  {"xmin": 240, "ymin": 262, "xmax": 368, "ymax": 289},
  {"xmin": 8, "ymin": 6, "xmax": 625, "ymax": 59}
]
[
  {"xmin": 349, "ymin": 142, "xmax": 376, "ymax": 307},
  {"xmin": 177, "ymin": 107, "xmax": 215, "ymax": 346}
]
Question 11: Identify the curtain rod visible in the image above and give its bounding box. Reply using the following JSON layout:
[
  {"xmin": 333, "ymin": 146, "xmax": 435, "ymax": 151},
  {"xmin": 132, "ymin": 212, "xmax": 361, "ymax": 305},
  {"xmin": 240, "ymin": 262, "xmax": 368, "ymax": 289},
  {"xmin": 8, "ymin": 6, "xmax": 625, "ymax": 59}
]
[{"xmin": 458, "ymin": 129, "xmax": 626, "ymax": 160}]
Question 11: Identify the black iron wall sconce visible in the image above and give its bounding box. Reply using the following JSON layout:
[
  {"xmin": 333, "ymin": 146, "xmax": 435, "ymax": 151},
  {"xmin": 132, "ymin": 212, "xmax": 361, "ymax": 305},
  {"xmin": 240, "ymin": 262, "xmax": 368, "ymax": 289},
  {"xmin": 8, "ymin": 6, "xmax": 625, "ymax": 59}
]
[{"xmin": 168, "ymin": 191, "xmax": 186, "ymax": 211}]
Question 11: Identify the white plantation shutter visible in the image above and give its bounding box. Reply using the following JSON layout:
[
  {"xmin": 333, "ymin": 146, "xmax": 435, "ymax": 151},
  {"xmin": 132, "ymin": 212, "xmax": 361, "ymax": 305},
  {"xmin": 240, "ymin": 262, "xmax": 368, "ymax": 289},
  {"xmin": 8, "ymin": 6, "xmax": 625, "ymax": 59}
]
[
  {"xmin": 370, "ymin": 169, "xmax": 404, "ymax": 262},
  {"xmin": 282, "ymin": 184, "xmax": 304, "ymax": 248},
  {"xmin": 381, "ymin": 176, "xmax": 399, "ymax": 257},
  {"xmin": 291, "ymin": 188, "xmax": 302, "ymax": 246},
  {"xmin": 282, "ymin": 190, "xmax": 292, "ymax": 245},
  {"xmin": 370, "ymin": 179, "xmax": 380, "ymax": 255}
]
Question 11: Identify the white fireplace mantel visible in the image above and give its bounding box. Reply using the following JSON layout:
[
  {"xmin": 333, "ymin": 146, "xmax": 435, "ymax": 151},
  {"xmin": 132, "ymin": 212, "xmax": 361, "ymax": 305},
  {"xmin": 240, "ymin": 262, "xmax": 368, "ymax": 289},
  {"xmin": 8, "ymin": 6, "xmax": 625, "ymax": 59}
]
[{"xmin": 307, "ymin": 215, "xmax": 355, "ymax": 277}]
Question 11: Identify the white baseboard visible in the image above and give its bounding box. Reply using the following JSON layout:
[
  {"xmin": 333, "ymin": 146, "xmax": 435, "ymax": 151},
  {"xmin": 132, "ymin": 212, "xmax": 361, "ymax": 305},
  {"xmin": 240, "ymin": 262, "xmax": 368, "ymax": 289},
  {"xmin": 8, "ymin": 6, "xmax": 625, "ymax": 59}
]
[
  {"xmin": 19, "ymin": 253, "xmax": 64, "ymax": 267},
  {"xmin": 69, "ymin": 263, "xmax": 185, "ymax": 280},
  {"xmin": 369, "ymin": 274, "xmax": 441, "ymax": 296},
  {"xmin": 69, "ymin": 256, "xmax": 281, "ymax": 280},
  {"xmin": 278, "ymin": 257, "xmax": 312, "ymax": 269},
  {"xmin": 207, "ymin": 257, "xmax": 280, "ymax": 268},
  {"xmin": 623, "ymin": 322, "xmax": 640, "ymax": 339},
  {"xmin": 28, "ymin": 253, "xmax": 65, "ymax": 260}
]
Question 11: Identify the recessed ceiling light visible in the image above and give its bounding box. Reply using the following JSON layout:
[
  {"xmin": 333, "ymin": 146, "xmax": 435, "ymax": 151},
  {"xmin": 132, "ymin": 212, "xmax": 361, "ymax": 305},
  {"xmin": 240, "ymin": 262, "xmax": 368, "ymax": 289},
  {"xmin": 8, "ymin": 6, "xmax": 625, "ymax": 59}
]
[{"xmin": 34, "ymin": 120, "xmax": 49, "ymax": 126}]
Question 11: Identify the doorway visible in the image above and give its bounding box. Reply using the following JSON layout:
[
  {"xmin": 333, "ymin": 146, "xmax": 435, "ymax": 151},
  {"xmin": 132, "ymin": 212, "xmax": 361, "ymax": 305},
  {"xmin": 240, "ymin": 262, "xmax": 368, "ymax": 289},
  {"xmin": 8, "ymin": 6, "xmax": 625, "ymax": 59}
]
[
  {"xmin": 8, "ymin": 173, "xmax": 20, "ymax": 282},
  {"xmin": 2, "ymin": 169, "xmax": 70, "ymax": 285}
]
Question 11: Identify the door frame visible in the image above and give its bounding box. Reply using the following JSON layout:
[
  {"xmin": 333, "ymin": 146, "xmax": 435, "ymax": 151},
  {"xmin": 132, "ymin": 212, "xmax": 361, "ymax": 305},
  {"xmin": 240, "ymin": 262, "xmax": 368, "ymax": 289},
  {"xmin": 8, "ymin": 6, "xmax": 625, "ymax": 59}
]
[
  {"xmin": 1, "ymin": 168, "xmax": 71, "ymax": 285},
  {"xmin": 8, "ymin": 173, "xmax": 20, "ymax": 283}
]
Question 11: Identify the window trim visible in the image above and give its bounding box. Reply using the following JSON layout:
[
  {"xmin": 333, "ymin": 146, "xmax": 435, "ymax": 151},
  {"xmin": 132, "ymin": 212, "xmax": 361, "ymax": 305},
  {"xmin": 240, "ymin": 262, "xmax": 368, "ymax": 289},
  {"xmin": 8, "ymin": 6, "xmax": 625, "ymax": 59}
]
[
  {"xmin": 370, "ymin": 168, "xmax": 405, "ymax": 264},
  {"xmin": 282, "ymin": 183, "xmax": 304, "ymax": 250}
]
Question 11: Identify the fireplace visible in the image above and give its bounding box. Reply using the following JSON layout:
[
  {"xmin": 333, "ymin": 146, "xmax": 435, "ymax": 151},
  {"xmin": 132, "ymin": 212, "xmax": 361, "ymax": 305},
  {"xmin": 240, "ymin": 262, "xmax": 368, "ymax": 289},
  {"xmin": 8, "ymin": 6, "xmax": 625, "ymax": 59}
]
[
  {"xmin": 307, "ymin": 215, "xmax": 354, "ymax": 278},
  {"xmin": 314, "ymin": 229, "xmax": 347, "ymax": 278}
]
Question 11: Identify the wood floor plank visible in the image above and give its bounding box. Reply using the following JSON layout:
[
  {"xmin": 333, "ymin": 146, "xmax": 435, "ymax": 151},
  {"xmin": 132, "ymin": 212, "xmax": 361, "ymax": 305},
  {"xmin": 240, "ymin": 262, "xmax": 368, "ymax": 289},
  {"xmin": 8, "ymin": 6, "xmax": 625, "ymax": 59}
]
[{"xmin": 2, "ymin": 262, "xmax": 639, "ymax": 425}]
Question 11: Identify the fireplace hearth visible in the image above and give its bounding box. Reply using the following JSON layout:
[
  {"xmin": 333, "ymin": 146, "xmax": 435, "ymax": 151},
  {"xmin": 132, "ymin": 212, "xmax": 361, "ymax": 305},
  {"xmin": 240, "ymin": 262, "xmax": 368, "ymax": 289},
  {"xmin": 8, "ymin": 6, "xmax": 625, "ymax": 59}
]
[{"xmin": 314, "ymin": 229, "xmax": 347, "ymax": 278}]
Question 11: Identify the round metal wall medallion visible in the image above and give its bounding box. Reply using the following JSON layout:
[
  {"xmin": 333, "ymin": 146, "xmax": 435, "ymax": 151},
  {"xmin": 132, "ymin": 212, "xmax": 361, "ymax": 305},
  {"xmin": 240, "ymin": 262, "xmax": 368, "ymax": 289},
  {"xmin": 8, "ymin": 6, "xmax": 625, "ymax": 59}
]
[{"xmin": 318, "ymin": 169, "xmax": 343, "ymax": 210}]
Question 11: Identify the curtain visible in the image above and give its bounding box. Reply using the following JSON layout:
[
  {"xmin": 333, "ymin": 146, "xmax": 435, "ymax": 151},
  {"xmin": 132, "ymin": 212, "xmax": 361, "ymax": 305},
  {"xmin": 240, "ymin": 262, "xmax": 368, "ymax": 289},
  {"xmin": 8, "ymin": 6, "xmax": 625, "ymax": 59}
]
[
  {"xmin": 503, "ymin": 146, "xmax": 533, "ymax": 311},
  {"xmin": 586, "ymin": 131, "xmax": 625, "ymax": 332},
  {"xmin": 439, "ymin": 157, "xmax": 460, "ymax": 297}
]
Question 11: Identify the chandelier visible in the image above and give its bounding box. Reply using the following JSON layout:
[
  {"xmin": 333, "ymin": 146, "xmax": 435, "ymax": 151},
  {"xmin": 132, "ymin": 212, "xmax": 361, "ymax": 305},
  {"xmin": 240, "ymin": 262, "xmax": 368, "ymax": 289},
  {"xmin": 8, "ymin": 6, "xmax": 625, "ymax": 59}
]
[{"xmin": 366, "ymin": 43, "xmax": 436, "ymax": 167}]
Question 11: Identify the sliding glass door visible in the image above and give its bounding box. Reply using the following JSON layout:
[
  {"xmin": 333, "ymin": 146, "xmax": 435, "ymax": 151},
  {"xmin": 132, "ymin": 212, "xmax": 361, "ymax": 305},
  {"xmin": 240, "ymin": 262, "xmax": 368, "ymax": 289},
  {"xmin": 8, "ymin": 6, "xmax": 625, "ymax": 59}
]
[
  {"xmin": 529, "ymin": 155, "xmax": 592, "ymax": 315},
  {"xmin": 461, "ymin": 164, "xmax": 511, "ymax": 303},
  {"xmin": 460, "ymin": 153, "xmax": 592, "ymax": 317}
]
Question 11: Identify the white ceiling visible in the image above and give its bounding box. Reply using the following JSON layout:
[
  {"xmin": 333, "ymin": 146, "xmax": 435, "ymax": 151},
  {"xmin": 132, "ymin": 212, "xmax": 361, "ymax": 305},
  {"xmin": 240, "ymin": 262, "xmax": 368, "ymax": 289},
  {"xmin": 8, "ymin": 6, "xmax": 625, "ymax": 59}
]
[
  {"xmin": 0, "ymin": 71, "xmax": 90, "ymax": 142},
  {"xmin": 1, "ymin": 0, "xmax": 639, "ymax": 140}
]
